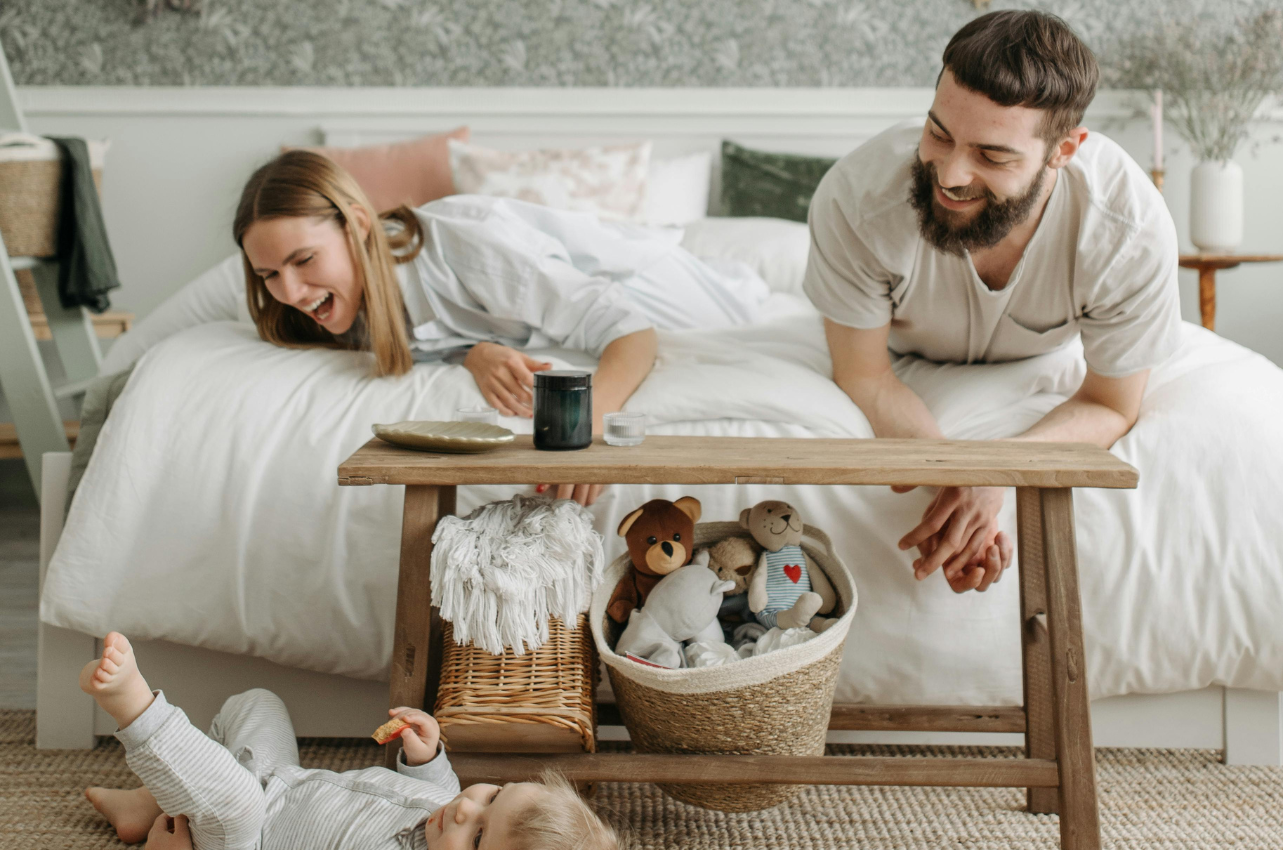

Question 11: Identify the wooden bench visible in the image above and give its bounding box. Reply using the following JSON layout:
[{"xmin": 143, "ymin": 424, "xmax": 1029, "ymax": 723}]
[{"xmin": 338, "ymin": 435, "xmax": 1138, "ymax": 850}]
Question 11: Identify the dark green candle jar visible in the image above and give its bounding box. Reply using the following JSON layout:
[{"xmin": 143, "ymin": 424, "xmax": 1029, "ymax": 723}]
[{"xmin": 533, "ymin": 370, "xmax": 592, "ymax": 451}]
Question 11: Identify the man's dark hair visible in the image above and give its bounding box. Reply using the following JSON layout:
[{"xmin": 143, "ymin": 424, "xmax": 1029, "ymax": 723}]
[{"xmin": 940, "ymin": 10, "xmax": 1099, "ymax": 147}]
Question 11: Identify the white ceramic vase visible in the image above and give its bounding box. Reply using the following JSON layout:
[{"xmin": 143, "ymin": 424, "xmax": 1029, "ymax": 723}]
[{"xmin": 1189, "ymin": 160, "xmax": 1244, "ymax": 253}]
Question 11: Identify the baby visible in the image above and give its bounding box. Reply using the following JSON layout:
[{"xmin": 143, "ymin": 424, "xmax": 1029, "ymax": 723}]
[{"xmin": 80, "ymin": 632, "xmax": 622, "ymax": 850}]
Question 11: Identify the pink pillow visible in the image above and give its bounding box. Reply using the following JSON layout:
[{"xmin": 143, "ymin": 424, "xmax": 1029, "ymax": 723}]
[{"xmin": 285, "ymin": 126, "xmax": 470, "ymax": 212}]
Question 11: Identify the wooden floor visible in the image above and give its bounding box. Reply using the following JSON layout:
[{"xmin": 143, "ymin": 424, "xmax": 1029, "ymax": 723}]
[{"xmin": 0, "ymin": 459, "xmax": 39, "ymax": 711}]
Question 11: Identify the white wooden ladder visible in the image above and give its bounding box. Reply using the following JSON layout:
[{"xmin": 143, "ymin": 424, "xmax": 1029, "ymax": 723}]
[{"xmin": 0, "ymin": 42, "xmax": 102, "ymax": 500}]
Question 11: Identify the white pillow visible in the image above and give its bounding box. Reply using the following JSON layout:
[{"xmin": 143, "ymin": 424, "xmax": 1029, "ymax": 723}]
[
  {"xmin": 641, "ymin": 151, "xmax": 712, "ymax": 226},
  {"xmin": 680, "ymin": 216, "xmax": 811, "ymax": 296},
  {"xmin": 100, "ymin": 253, "xmax": 248, "ymax": 375},
  {"xmin": 448, "ymin": 139, "xmax": 652, "ymax": 221}
]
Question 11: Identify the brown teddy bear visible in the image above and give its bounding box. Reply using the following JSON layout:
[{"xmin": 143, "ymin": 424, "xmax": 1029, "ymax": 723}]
[
  {"xmin": 606, "ymin": 497, "xmax": 702, "ymax": 624},
  {"xmin": 707, "ymin": 536, "xmax": 761, "ymax": 624}
]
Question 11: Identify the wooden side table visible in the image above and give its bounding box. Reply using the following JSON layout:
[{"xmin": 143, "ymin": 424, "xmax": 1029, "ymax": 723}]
[
  {"xmin": 1179, "ymin": 254, "xmax": 1283, "ymax": 332},
  {"xmin": 338, "ymin": 435, "xmax": 1138, "ymax": 850}
]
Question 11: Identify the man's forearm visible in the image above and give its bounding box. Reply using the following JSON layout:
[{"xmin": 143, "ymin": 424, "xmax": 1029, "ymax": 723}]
[
  {"xmin": 837, "ymin": 372, "xmax": 945, "ymax": 439},
  {"xmin": 592, "ymin": 329, "xmax": 658, "ymax": 431},
  {"xmin": 1014, "ymin": 397, "xmax": 1134, "ymax": 448},
  {"xmin": 1015, "ymin": 368, "xmax": 1148, "ymax": 448}
]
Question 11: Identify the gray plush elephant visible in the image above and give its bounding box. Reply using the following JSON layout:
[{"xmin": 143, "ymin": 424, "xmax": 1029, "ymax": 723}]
[{"xmin": 614, "ymin": 553, "xmax": 735, "ymax": 668}]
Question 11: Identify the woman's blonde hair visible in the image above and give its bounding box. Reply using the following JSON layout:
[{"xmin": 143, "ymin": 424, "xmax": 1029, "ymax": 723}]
[{"xmin": 233, "ymin": 149, "xmax": 424, "ymax": 377}]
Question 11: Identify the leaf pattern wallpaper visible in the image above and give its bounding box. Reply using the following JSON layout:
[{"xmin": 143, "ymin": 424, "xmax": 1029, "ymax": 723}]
[{"xmin": 1, "ymin": 0, "xmax": 1279, "ymax": 87}]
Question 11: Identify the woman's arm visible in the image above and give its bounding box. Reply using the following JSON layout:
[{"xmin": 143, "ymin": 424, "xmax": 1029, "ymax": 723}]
[
  {"xmin": 461, "ymin": 327, "xmax": 656, "ymax": 423},
  {"xmin": 540, "ymin": 328, "xmax": 657, "ymax": 507},
  {"xmin": 591, "ymin": 328, "xmax": 657, "ymax": 432}
]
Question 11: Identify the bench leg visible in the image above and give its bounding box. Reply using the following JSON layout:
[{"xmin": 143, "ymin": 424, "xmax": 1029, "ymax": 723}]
[
  {"xmin": 1040, "ymin": 488, "xmax": 1101, "ymax": 850},
  {"xmin": 386, "ymin": 484, "xmax": 455, "ymax": 767},
  {"xmin": 1016, "ymin": 487, "xmax": 1058, "ymax": 815}
]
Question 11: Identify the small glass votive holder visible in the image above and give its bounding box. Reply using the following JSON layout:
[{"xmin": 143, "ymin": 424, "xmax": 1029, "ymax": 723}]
[
  {"xmin": 455, "ymin": 406, "xmax": 499, "ymax": 425},
  {"xmin": 603, "ymin": 412, "xmax": 646, "ymax": 447}
]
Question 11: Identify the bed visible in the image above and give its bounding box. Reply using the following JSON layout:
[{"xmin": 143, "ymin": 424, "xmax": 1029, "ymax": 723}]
[{"xmin": 33, "ymin": 211, "xmax": 1283, "ymax": 765}]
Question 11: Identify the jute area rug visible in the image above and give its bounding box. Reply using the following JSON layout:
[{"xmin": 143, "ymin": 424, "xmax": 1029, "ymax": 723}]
[{"xmin": 4, "ymin": 710, "xmax": 1282, "ymax": 849}]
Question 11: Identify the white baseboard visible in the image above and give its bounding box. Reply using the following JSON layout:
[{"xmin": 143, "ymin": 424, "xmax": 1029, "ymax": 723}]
[
  {"xmin": 35, "ymin": 452, "xmax": 96, "ymax": 750},
  {"xmin": 1224, "ymin": 688, "xmax": 1283, "ymax": 765}
]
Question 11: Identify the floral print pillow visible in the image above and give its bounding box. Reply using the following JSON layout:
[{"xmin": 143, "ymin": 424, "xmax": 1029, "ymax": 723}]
[{"xmin": 448, "ymin": 139, "xmax": 652, "ymax": 221}]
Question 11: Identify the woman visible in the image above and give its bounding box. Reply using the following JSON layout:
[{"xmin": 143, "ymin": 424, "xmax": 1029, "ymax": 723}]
[{"xmin": 235, "ymin": 150, "xmax": 768, "ymax": 504}]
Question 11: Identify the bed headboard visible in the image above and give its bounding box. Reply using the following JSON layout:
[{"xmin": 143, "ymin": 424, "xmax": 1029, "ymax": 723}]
[
  {"xmin": 318, "ymin": 86, "xmax": 1135, "ymax": 214},
  {"xmin": 318, "ymin": 88, "xmax": 946, "ymax": 156}
]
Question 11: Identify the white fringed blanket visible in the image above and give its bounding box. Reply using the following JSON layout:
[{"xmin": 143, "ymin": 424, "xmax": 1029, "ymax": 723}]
[{"xmin": 429, "ymin": 495, "xmax": 605, "ymax": 655}]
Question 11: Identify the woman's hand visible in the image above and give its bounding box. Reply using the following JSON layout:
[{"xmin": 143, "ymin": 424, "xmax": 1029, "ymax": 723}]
[
  {"xmin": 898, "ymin": 486, "xmax": 1012, "ymax": 592},
  {"xmin": 462, "ymin": 343, "xmax": 552, "ymax": 418},
  {"xmin": 145, "ymin": 815, "xmax": 192, "ymax": 850},
  {"xmin": 535, "ymin": 483, "xmax": 604, "ymax": 507}
]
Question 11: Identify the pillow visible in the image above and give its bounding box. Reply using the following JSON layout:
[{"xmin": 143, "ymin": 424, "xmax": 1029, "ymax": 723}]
[
  {"xmin": 448, "ymin": 139, "xmax": 652, "ymax": 221},
  {"xmin": 641, "ymin": 151, "xmax": 712, "ymax": 226},
  {"xmin": 286, "ymin": 126, "xmax": 470, "ymax": 212},
  {"xmin": 719, "ymin": 140, "xmax": 837, "ymax": 223},
  {"xmin": 680, "ymin": 216, "xmax": 811, "ymax": 296},
  {"xmin": 99, "ymin": 253, "xmax": 248, "ymax": 375}
]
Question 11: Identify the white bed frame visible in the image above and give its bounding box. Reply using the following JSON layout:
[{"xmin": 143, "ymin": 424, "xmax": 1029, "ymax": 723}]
[
  {"xmin": 35, "ymin": 451, "xmax": 1282, "ymax": 763},
  {"xmin": 26, "ymin": 86, "xmax": 1283, "ymax": 763}
]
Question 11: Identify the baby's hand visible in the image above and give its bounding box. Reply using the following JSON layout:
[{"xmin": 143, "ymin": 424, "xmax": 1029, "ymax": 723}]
[
  {"xmin": 144, "ymin": 815, "xmax": 192, "ymax": 850},
  {"xmin": 388, "ymin": 707, "xmax": 441, "ymax": 766}
]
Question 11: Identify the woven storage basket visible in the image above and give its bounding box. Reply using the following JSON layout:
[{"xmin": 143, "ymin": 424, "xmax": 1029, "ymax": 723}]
[
  {"xmin": 0, "ymin": 133, "xmax": 107, "ymax": 258},
  {"xmin": 591, "ymin": 521, "xmax": 857, "ymax": 812},
  {"xmin": 434, "ymin": 614, "xmax": 598, "ymax": 754}
]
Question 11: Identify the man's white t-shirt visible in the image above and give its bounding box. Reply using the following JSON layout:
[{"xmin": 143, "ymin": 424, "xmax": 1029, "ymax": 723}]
[{"xmin": 802, "ymin": 122, "xmax": 1182, "ymax": 377}]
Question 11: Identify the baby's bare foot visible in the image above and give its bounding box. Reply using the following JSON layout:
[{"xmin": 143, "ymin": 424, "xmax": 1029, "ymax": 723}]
[
  {"xmin": 85, "ymin": 786, "xmax": 163, "ymax": 845},
  {"xmin": 79, "ymin": 632, "xmax": 153, "ymax": 729}
]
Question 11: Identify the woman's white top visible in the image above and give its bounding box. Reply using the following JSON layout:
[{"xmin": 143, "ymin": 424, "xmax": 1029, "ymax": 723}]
[
  {"xmin": 803, "ymin": 122, "xmax": 1182, "ymax": 378},
  {"xmin": 399, "ymin": 195, "xmax": 769, "ymax": 359}
]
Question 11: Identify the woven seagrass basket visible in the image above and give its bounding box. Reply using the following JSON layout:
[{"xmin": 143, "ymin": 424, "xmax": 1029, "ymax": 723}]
[
  {"xmin": 591, "ymin": 521, "xmax": 858, "ymax": 812},
  {"xmin": 434, "ymin": 614, "xmax": 598, "ymax": 754},
  {"xmin": 0, "ymin": 134, "xmax": 106, "ymax": 258}
]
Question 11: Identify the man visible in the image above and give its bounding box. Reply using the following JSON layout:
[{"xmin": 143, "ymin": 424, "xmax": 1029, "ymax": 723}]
[{"xmin": 804, "ymin": 11, "xmax": 1181, "ymax": 594}]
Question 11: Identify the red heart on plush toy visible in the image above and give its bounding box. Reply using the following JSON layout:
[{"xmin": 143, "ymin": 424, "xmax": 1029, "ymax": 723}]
[{"xmin": 784, "ymin": 564, "xmax": 802, "ymax": 583}]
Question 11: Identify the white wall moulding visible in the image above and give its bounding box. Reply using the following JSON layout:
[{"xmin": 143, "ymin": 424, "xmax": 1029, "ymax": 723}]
[{"xmin": 18, "ymin": 86, "xmax": 1196, "ymax": 121}]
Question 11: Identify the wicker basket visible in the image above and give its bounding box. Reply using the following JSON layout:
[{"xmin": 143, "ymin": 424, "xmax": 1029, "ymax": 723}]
[
  {"xmin": 591, "ymin": 522, "xmax": 858, "ymax": 812},
  {"xmin": 0, "ymin": 133, "xmax": 107, "ymax": 258},
  {"xmin": 434, "ymin": 614, "xmax": 598, "ymax": 754}
]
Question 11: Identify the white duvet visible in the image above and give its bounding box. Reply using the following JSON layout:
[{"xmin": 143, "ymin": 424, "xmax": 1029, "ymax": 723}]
[{"xmin": 42, "ymin": 289, "xmax": 1283, "ymax": 706}]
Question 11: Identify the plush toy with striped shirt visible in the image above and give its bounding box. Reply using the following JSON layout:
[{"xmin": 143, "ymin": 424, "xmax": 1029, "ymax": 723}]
[{"xmin": 740, "ymin": 500, "xmax": 838, "ymax": 632}]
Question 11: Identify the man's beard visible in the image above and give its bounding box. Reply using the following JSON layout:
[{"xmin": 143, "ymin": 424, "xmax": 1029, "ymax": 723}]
[{"xmin": 909, "ymin": 156, "xmax": 1047, "ymax": 257}]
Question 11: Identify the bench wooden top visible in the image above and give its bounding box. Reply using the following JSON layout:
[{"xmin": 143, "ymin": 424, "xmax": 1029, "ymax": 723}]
[{"xmin": 338, "ymin": 435, "xmax": 1137, "ymax": 489}]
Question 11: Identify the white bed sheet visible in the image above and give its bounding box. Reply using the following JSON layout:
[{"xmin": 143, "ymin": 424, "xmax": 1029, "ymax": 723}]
[{"xmin": 42, "ymin": 294, "xmax": 1283, "ymax": 706}]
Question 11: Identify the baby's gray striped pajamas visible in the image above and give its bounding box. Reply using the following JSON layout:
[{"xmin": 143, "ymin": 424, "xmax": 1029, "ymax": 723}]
[{"xmin": 116, "ymin": 688, "xmax": 459, "ymax": 850}]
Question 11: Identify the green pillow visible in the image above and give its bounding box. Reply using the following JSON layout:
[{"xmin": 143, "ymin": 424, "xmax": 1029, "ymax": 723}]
[{"xmin": 719, "ymin": 140, "xmax": 837, "ymax": 223}]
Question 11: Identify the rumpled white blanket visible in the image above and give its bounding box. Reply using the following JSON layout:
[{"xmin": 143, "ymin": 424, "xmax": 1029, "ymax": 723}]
[{"xmin": 41, "ymin": 296, "xmax": 1283, "ymax": 705}]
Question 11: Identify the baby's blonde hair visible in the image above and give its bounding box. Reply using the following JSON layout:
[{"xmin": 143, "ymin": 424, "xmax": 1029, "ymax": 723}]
[{"xmin": 510, "ymin": 771, "xmax": 627, "ymax": 850}]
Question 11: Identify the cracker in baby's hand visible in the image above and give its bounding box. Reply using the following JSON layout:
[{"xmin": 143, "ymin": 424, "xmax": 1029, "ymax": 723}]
[{"xmin": 372, "ymin": 715, "xmax": 411, "ymax": 745}]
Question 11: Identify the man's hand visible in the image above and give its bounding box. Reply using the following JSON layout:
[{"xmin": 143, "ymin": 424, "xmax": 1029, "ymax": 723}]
[
  {"xmin": 145, "ymin": 815, "xmax": 192, "ymax": 850},
  {"xmin": 462, "ymin": 342, "xmax": 552, "ymax": 418},
  {"xmin": 899, "ymin": 486, "xmax": 1012, "ymax": 592},
  {"xmin": 388, "ymin": 707, "xmax": 441, "ymax": 766}
]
